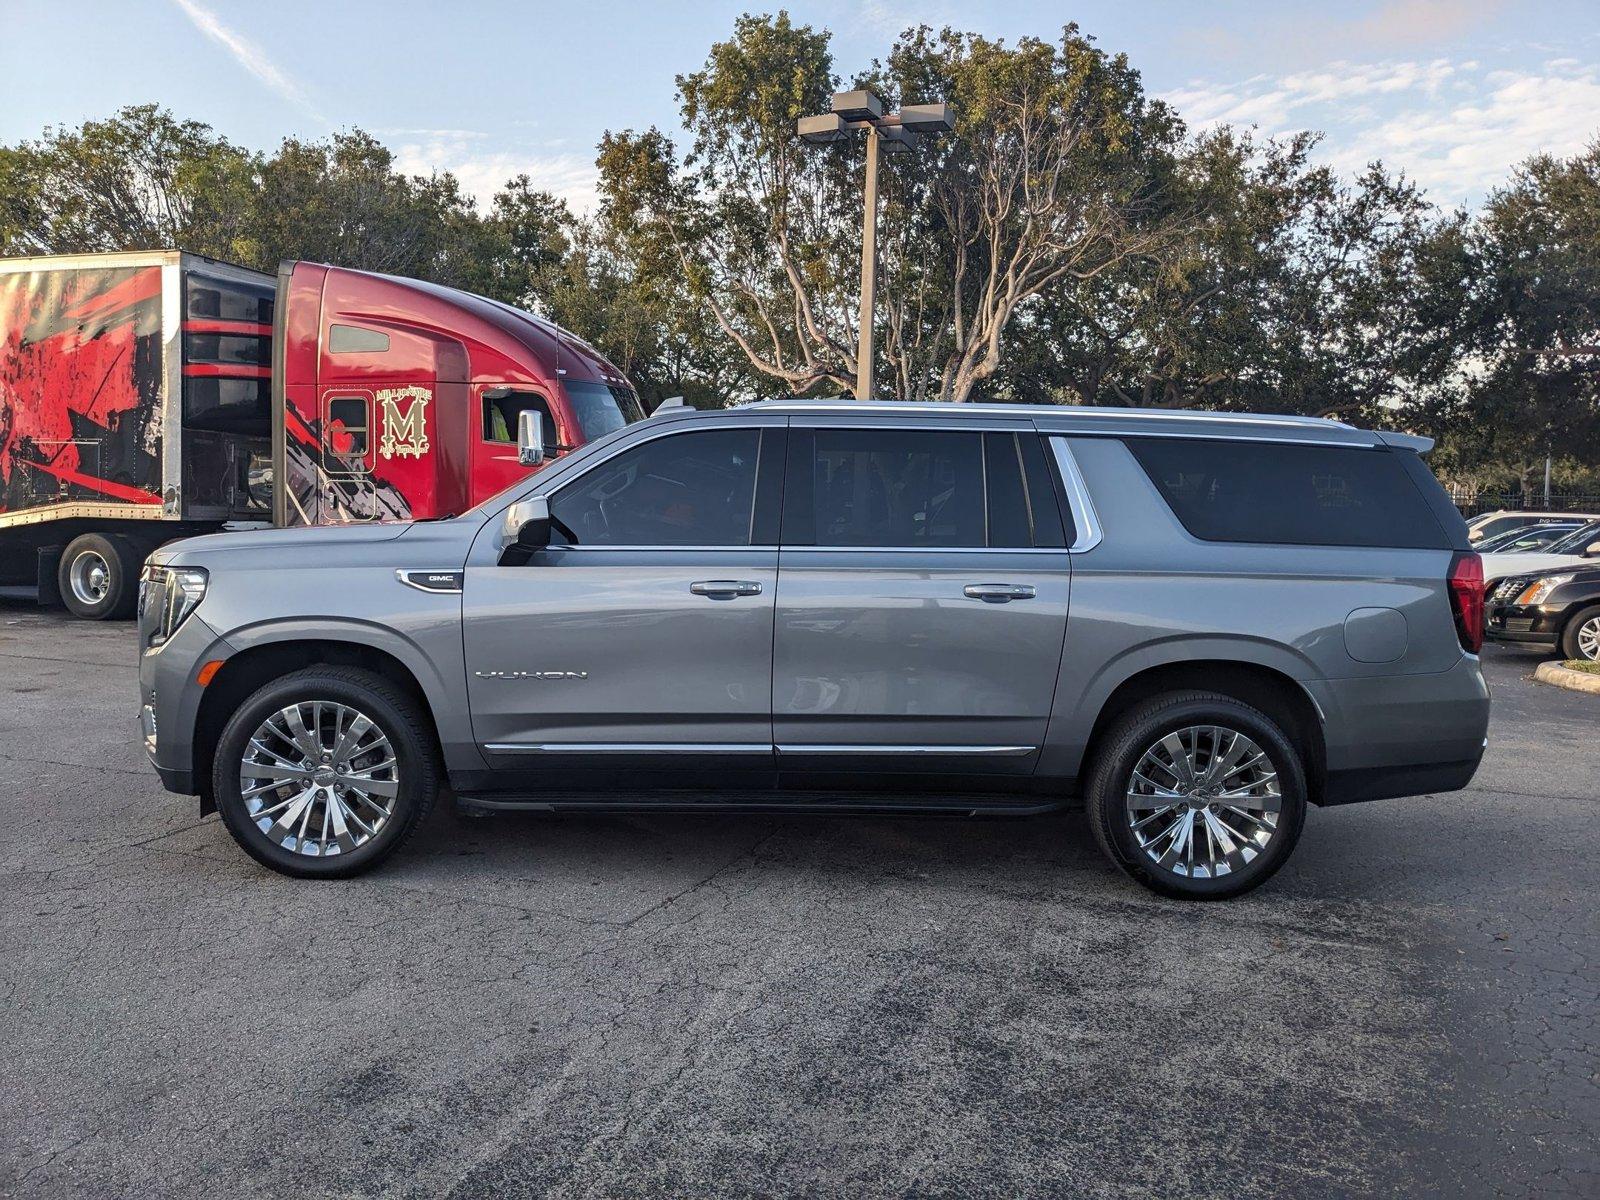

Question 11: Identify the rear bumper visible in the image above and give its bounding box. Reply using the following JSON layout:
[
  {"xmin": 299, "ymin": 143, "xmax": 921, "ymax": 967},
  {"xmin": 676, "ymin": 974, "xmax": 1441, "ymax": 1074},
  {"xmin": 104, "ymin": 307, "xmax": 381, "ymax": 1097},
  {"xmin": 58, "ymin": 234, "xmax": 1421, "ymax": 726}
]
[
  {"xmin": 1308, "ymin": 655, "xmax": 1490, "ymax": 805},
  {"xmin": 1322, "ymin": 757, "xmax": 1482, "ymax": 805}
]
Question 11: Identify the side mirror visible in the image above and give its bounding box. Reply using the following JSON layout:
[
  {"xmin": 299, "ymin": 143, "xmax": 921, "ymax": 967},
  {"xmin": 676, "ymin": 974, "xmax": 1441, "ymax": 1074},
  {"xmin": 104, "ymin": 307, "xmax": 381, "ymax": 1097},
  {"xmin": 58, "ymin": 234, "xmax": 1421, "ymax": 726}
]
[
  {"xmin": 1586, "ymin": 541, "xmax": 1600, "ymax": 557},
  {"xmin": 499, "ymin": 496, "xmax": 551, "ymax": 566},
  {"xmin": 517, "ymin": 409, "xmax": 547, "ymax": 466},
  {"xmin": 514, "ymin": 496, "xmax": 551, "ymax": 551}
]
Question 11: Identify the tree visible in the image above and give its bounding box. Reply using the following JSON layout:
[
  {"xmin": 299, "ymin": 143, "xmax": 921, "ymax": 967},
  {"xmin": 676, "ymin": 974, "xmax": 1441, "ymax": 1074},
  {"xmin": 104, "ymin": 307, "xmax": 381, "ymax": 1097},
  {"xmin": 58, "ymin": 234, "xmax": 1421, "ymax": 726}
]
[
  {"xmin": 244, "ymin": 130, "xmax": 490, "ymax": 285},
  {"xmin": 1426, "ymin": 145, "xmax": 1600, "ymax": 493},
  {"xmin": 0, "ymin": 104, "xmax": 256, "ymax": 258},
  {"xmin": 989, "ymin": 129, "xmax": 1444, "ymax": 421},
  {"xmin": 594, "ymin": 16, "xmax": 1184, "ymax": 401}
]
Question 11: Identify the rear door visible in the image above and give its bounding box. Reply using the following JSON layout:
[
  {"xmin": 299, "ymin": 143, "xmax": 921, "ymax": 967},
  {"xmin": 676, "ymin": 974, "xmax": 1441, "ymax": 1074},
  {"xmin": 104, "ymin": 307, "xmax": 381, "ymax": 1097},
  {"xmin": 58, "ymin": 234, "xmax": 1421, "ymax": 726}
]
[{"xmin": 772, "ymin": 420, "xmax": 1072, "ymax": 782}]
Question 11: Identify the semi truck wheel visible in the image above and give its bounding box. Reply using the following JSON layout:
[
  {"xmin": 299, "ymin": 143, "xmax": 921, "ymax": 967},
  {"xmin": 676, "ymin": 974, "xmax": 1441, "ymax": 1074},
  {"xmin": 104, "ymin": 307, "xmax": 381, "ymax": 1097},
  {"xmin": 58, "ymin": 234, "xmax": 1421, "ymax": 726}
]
[{"xmin": 57, "ymin": 533, "xmax": 139, "ymax": 620}]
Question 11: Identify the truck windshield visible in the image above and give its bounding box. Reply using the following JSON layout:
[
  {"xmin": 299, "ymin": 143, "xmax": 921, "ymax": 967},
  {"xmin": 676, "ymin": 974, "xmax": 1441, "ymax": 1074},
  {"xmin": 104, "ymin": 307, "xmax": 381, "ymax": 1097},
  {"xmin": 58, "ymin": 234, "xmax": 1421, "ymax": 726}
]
[{"xmin": 565, "ymin": 381, "xmax": 643, "ymax": 441}]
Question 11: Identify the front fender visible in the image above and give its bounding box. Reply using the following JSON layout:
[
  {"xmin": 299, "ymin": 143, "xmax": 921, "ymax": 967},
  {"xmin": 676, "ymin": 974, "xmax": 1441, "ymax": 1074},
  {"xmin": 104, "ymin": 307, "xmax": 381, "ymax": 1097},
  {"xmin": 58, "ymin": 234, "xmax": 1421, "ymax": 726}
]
[{"xmin": 218, "ymin": 615, "xmax": 485, "ymax": 775}]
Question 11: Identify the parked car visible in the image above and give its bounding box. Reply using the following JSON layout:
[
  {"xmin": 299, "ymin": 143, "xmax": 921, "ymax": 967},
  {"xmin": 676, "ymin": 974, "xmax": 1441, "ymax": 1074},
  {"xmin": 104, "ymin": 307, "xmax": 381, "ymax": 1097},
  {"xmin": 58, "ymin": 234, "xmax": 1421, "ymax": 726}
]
[
  {"xmin": 1474, "ymin": 522, "xmax": 1586, "ymax": 553},
  {"xmin": 1466, "ymin": 510, "xmax": 1599, "ymax": 544},
  {"xmin": 1487, "ymin": 563, "xmax": 1600, "ymax": 661},
  {"xmin": 1480, "ymin": 520, "xmax": 1600, "ymax": 591},
  {"xmin": 137, "ymin": 401, "xmax": 1490, "ymax": 900}
]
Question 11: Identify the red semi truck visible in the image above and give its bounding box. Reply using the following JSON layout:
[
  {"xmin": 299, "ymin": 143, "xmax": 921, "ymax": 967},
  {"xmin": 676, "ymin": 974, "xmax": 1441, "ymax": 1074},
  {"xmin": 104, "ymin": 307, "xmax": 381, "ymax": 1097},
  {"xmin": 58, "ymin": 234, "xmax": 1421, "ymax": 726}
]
[{"xmin": 0, "ymin": 250, "xmax": 644, "ymax": 618}]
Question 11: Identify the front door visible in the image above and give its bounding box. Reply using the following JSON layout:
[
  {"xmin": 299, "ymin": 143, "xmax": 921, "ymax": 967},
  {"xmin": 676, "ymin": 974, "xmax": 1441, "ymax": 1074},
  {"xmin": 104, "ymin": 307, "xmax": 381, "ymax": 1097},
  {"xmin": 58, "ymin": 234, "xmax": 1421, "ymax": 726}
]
[
  {"xmin": 772, "ymin": 423, "xmax": 1072, "ymax": 782},
  {"xmin": 463, "ymin": 422, "xmax": 785, "ymax": 786}
]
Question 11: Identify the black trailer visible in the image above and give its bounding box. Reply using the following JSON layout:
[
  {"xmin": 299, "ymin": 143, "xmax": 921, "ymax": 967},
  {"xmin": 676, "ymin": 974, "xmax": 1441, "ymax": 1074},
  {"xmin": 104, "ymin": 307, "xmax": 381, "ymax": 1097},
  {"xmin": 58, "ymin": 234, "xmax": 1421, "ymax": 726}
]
[{"xmin": 0, "ymin": 251, "xmax": 275, "ymax": 617}]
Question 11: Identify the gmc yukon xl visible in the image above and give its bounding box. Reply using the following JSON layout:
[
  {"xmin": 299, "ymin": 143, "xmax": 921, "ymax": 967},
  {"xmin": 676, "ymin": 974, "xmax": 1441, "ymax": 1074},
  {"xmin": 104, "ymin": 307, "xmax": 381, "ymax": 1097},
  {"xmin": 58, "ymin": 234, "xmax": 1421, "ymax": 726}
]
[{"xmin": 137, "ymin": 400, "xmax": 1490, "ymax": 899}]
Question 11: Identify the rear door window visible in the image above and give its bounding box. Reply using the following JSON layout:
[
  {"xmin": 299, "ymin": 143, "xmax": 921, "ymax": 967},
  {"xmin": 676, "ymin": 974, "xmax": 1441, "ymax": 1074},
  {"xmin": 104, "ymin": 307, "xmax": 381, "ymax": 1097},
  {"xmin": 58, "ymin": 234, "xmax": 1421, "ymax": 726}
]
[
  {"xmin": 1126, "ymin": 437, "xmax": 1450, "ymax": 549},
  {"xmin": 782, "ymin": 428, "xmax": 1066, "ymax": 549}
]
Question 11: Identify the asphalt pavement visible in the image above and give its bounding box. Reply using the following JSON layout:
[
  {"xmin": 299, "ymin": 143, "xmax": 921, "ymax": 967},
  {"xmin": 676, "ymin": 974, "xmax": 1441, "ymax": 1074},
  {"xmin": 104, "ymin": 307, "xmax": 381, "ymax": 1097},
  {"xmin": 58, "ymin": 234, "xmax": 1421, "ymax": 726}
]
[{"xmin": 1, "ymin": 604, "xmax": 1596, "ymax": 1198}]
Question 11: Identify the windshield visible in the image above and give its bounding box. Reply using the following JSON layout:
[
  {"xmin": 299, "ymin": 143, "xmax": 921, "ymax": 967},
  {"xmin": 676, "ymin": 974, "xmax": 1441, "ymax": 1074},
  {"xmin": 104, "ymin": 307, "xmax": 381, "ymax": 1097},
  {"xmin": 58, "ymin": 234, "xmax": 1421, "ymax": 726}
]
[
  {"xmin": 1546, "ymin": 521, "xmax": 1600, "ymax": 554},
  {"xmin": 565, "ymin": 380, "xmax": 644, "ymax": 441},
  {"xmin": 1480, "ymin": 524, "xmax": 1579, "ymax": 551}
]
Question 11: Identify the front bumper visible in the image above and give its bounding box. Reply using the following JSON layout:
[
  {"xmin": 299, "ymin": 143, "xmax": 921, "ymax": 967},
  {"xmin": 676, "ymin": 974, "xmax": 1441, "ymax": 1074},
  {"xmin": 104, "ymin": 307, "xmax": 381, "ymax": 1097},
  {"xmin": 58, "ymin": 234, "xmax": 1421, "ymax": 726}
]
[
  {"xmin": 1486, "ymin": 600, "xmax": 1562, "ymax": 646},
  {"xmin": 138, "ymin": 611, "xmax": 231, "ymax": 797}
]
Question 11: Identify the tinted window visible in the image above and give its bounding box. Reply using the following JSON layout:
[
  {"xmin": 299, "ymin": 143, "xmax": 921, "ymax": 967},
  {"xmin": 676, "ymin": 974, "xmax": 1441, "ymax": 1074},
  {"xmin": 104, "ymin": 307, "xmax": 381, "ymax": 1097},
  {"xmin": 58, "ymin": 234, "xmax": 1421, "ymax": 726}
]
[
  {"xmin": 325, "ymin": 396, "xmax": 370, "ymax": 467},
  {"xmin": 794, "ymin": 429, "xmax": 985, "ymax": 547},
  {"xmin": 1548, "ymin": 521, "xmax": 1600, "ymax": 554},
  {"xmin": 551, "ymin": 429, "xmax": 760, "ymax": 546},
  {"xmin": 329, "ymin": 324, "xmax": 390, "ymax": 354},
  {"xmin": 1127, "ymin": 438, "xmax": 1449, "ymax": 549},
  {"xmin": 565, "ymin": 380, "xmax": 645, "ymax": 441}
]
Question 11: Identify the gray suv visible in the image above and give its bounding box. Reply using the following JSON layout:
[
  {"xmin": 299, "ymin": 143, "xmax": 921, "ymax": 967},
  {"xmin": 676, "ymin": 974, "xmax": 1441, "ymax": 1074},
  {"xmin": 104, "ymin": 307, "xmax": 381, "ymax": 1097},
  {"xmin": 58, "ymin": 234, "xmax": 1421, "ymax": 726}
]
[{"xmin": 137, "ymin": 401, "xmax": 1490, "ymax": 899}]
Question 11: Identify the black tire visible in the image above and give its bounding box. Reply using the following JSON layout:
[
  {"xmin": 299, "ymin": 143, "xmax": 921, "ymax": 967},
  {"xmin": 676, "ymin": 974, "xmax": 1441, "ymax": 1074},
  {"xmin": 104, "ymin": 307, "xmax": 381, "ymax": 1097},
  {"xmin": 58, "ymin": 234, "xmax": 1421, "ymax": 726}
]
[
  {"xmin": 57, "ymin": 532, "xmax": 139, "ymax": 620},
  {"xmin": 212, "ymin": 667, "xmax": 439, "ymax": 879},
  {"xmin": 1559, "ymin": 604, "xmax": 1600, "ymax": 662},
  {"xmin": 1085, "ymin": 691, "xmax": 1308, "ymax": 900}
]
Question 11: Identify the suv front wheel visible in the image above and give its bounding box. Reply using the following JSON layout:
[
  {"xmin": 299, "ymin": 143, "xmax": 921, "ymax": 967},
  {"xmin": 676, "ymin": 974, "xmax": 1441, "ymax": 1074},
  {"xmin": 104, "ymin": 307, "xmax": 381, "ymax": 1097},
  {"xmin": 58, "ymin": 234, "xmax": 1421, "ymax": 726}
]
[
  {"xmin": 213, "ymin": 667, "xmax": 438, "ymax": 878},
  {"xmin": 1086, "ymin": 691, "xmax": 1308, "ymax": 900}
]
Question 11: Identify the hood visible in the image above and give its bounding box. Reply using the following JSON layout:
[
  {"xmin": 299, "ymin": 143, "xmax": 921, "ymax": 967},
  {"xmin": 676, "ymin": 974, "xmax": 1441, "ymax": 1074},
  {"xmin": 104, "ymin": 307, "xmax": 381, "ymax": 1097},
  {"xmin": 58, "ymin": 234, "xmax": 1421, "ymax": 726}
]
[
  {"xmin": 155, "ymin": 520, "xmax": 414, "ymax": 564},
  {"xmin": 1480, "ymin": 550, "xmax": 1593, "ymax": 585}
]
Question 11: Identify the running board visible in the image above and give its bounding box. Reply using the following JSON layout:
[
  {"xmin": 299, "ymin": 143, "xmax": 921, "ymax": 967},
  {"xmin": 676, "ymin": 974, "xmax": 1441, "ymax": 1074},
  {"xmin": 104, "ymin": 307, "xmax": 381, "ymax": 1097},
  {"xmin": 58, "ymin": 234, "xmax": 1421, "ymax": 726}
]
[{"xmin": 454, "ymin": 790, "xmax": 1066, "ymax": 817}]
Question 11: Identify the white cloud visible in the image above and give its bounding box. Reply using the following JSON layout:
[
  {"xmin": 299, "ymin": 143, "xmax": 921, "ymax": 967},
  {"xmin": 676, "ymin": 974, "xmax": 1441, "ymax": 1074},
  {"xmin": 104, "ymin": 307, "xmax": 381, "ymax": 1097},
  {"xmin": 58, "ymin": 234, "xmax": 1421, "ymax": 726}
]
[
  {"xmin": 169, "ymin": 0, "xmax": 322, "ymax": 121},
  {"xmin": 392, "ymin": 134, "xmax": 601, "ymax": 213},
  {"xmin": 1166, "ymin": 57, "xmax": 1600, "ymax": 204}
]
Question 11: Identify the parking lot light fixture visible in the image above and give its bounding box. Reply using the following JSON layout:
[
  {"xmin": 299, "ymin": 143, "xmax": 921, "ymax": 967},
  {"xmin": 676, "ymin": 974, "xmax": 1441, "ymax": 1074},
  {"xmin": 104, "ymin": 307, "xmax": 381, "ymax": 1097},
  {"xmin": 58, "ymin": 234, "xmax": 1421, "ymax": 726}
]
[{"xmin": 795, "ymin": 88, "xmax": 955, "ymax": 399}]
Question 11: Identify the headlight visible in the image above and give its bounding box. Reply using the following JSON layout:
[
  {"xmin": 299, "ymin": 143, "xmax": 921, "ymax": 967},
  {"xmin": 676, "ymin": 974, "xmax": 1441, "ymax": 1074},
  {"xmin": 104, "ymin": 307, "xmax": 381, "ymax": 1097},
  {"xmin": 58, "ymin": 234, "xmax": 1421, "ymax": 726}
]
[
  {"xmin": 1514, "ymin": 573, "xmax": 1574, "ymax": 607},
  {"xmin": 140, "ymin": 564, "xmax": 209, "ymax": 644}
]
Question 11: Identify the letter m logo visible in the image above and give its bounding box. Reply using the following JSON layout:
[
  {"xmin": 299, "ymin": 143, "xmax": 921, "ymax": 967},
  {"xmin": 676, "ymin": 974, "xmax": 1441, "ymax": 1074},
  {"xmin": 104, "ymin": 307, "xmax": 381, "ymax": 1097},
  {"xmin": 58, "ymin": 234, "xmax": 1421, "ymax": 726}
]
[{"xmin": 377, "ymin": 386, "xmax": 431, "ymax": 459}]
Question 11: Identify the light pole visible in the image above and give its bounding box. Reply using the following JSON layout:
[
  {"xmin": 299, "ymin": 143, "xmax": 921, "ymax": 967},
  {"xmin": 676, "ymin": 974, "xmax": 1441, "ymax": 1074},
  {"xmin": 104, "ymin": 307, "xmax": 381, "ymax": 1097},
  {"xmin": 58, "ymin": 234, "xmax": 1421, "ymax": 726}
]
[{"xmin": 797, "ymin": 90, "xmax": 954, "ymax": 399}]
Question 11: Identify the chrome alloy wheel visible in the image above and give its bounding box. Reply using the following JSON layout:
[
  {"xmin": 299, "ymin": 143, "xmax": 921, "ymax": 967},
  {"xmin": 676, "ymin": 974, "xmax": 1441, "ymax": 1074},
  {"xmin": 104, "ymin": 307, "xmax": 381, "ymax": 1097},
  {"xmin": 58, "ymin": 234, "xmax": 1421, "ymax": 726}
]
[
  {"xmin": 1578, "ymin": 615, "xmax": 1600, "ymax": 661},
  {"xmin": 239, "ymin": 702, "xmax": 399, "ymax": 857},
  {"xmin": 68, "ymin": 550, "xmax": 111, "ymax": 606},
  {"xmin": 1125, "ymin": 725, "xmax": 1281, "ymax": 879}
]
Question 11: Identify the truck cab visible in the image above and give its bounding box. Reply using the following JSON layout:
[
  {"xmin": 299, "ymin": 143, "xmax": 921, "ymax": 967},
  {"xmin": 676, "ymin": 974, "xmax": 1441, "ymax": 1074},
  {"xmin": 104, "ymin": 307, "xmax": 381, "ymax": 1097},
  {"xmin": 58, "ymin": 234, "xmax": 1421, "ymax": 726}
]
[{"xmin": 273, "ymin": 261, "xmax": 643, "ymax": 526}]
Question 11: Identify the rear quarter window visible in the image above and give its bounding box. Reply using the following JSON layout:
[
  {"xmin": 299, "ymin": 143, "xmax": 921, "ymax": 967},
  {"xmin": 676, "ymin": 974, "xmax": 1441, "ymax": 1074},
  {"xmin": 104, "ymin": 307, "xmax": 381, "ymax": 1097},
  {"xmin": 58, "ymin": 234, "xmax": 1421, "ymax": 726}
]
[{"xmin": 1126, "ymin": 437, "xmax": 1450, "ymax": 549}]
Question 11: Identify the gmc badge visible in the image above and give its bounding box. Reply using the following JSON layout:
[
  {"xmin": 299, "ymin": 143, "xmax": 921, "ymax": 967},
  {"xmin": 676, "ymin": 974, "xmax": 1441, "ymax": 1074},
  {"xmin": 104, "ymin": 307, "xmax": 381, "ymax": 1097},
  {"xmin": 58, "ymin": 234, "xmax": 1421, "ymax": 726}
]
[{"xmin": 396, "ymin": 569, "xmax": 464, "ymax": 594}]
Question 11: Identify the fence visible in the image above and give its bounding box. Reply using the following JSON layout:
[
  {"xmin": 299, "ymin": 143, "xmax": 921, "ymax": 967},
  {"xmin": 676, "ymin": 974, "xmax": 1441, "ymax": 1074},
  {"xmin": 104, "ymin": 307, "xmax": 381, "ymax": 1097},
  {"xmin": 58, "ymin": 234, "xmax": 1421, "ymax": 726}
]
[{"xmin": 1444, "ymin": 489, "xmax": 1600, "ymax": 518}]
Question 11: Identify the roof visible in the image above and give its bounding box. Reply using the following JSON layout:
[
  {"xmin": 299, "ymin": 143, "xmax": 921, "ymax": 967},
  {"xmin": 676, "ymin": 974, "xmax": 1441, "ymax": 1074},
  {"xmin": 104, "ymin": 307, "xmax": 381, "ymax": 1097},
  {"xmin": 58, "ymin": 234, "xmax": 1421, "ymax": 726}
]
[
  {"xmin": 737, "ymin": 397, "xmax": 1349, "ymax": 428},
  {"xmin": 654, "ymin": 397, "xmax": 1416, "ymax": 449}
]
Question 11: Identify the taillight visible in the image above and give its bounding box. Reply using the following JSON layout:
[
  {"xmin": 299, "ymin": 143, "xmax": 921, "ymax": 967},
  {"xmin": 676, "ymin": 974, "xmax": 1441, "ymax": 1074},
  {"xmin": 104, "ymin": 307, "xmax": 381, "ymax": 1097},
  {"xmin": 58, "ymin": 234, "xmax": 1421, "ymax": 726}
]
[{"xmin": 1448, "ymin": 552, "xmax": 1484, "ymax": 653}]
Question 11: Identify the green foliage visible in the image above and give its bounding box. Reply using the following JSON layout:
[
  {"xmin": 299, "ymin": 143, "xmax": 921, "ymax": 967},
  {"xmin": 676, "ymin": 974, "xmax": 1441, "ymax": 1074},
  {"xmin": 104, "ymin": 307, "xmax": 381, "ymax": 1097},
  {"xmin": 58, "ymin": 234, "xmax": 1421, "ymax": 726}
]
[
  {"xmin": 1426, "ymin": 147, "xmax": 1600, "ymax": 490},
  {"xmin": 3, "ymin": 16, "xmax": 1598, "ymax": 481},
  {"xmin": 0, "ymin": 104, "xmax": 255, "ymax": 257}
]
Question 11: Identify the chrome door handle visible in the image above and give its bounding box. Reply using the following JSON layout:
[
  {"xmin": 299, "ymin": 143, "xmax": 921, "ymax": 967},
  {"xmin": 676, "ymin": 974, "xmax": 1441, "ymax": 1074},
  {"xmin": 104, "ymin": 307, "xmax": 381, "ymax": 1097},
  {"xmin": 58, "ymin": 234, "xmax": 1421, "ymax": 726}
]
[
  {"xmin": 690, "ymin": 580, "xmax": 763, "ymax": 598},
  {"xmin": 964, "ymin": 583, "xmax": 1036, "ymax": 602}
]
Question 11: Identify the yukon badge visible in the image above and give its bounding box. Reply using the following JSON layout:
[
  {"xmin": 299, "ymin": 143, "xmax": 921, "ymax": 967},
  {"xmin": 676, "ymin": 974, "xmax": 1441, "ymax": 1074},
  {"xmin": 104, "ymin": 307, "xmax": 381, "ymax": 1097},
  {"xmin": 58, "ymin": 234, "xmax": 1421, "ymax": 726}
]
[{"xmin": 474, "ymin": 670, "xmax": 589, "ymax": 681}]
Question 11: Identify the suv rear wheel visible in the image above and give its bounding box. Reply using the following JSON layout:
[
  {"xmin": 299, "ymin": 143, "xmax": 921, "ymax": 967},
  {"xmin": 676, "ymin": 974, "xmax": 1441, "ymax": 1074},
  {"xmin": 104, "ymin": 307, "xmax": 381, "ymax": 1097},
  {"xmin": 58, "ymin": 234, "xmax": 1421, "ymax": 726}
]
[
  {"xmin": 1086, "ymin": 691, "xmax": 1308, "ymax": 900},
  {"xmin": 213, "ymin": 667, "xmax": 438, "ymax": 878}
]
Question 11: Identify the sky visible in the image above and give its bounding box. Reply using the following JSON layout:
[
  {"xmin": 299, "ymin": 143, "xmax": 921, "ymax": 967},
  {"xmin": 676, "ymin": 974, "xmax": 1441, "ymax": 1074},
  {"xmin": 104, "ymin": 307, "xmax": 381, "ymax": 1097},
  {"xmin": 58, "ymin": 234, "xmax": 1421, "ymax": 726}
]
[{"xmin": 2, "ymin": 0, "xmax": 1598, "ymax": 213}]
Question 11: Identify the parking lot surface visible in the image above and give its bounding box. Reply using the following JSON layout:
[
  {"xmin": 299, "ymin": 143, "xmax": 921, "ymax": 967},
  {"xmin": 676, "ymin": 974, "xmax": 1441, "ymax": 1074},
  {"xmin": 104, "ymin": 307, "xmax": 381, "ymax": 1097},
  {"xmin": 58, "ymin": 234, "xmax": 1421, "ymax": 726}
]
[{"xmin": 2, "ymin": 605, "xmax": 1596, "ymax": 1199}]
